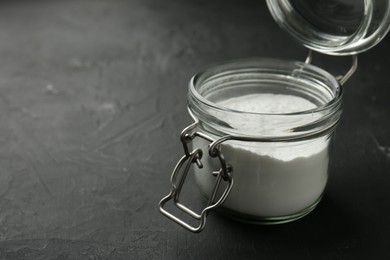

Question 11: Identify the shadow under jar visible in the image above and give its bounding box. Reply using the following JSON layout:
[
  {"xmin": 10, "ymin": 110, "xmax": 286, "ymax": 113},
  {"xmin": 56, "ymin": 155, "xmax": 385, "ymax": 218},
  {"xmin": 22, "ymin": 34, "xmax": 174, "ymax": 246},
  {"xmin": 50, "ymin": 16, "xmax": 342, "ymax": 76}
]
[{"xmin": 189, "ymin": 58, "xmax": 342, "ymax": 224}]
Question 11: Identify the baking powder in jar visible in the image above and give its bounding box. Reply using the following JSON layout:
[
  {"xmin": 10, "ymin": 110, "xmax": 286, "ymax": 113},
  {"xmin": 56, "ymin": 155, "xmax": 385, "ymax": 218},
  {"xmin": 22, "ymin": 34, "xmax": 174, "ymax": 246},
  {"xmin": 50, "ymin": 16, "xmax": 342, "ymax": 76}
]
[{"xmin": 188, "ymin": 58, "xmax": 342, "ymax": 223}]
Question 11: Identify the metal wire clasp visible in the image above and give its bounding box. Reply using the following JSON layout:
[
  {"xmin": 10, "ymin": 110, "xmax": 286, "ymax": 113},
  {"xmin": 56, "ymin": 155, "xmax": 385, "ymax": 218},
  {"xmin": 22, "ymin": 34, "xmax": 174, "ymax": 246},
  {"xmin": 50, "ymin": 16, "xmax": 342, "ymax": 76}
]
[
  {"xmin": 159, "ymin": 115, "xmax": 233, "ymax": 233},
  {"xmin": 305, "ymin": 49, "xmax": 358, "ymax": 86}
]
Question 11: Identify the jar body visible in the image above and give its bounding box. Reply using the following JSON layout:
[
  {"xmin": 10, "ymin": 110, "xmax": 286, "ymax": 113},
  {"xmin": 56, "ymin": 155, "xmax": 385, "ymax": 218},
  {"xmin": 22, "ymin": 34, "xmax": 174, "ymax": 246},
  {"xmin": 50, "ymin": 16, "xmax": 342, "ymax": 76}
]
[
  {"xmin": 193, "ymin": 132, "xmax": 331, "ymax": 223},
  {"xmin": 188, "ymin": 58, "xmax": 342, "ymax": 223}
]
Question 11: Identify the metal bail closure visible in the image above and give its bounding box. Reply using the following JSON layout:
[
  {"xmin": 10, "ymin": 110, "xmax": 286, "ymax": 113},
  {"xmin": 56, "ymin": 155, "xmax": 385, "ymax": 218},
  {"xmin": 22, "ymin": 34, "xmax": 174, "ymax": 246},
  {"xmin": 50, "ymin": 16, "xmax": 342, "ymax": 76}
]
[
  {"xmin": 305, "ymin": 49, "xmax": 358, "ymax": 86},
  {"xmin": 159, "ymin": 121, "xmax": 233, "ymax": 233}
]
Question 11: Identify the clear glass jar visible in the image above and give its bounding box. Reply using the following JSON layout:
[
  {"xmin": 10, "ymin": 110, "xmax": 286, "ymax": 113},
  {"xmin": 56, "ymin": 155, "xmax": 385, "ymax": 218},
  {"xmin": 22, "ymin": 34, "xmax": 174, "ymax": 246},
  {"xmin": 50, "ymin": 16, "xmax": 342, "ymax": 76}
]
[
  {"xmin": 159, "ymin": 0, "xmax": 390, "ymax": 232},
  {"xmin": 189, "ymin": 58, "xmax": 342, "ymax": 224}
]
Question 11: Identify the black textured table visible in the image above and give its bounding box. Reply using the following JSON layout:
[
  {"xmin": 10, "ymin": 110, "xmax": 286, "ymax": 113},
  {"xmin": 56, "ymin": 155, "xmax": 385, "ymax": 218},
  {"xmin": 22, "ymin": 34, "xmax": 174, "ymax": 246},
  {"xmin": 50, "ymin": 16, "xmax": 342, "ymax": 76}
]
[{"xmin": 0, "ymin": 0, "xmax": 389, "ymax": 259}]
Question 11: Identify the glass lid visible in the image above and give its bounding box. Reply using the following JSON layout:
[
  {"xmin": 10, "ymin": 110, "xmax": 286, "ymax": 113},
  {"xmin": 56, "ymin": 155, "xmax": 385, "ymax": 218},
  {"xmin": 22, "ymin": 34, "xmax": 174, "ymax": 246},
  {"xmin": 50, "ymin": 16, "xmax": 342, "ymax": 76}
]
[{"xmin": 266, "ymin": 0, "xmax": 390, "ymax": 55}]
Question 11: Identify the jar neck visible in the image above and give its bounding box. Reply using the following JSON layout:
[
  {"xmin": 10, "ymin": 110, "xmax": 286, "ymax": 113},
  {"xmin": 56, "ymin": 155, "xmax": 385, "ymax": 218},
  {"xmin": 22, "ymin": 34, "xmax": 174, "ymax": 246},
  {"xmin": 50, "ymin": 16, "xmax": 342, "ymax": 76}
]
[{"xmin": 188, "ymin": 58, "xmax": 343, "ymax": 139}]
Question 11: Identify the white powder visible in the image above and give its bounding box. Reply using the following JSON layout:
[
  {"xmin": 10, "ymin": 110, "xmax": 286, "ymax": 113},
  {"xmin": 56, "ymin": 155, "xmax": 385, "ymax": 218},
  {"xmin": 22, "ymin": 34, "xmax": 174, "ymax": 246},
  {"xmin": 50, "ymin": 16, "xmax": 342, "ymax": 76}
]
[
  {"xmin": 193, "ymin": 94, "xmax": 329, "ymax": 218},
  {"xmin": 218, "ymin": 93, "xmax": 317, "ymax": 113}
]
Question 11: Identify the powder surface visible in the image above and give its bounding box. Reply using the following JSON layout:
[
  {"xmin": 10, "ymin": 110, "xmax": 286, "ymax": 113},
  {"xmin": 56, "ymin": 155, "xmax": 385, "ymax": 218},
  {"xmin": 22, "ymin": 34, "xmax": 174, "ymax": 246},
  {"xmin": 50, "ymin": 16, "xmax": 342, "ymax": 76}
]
[
  {"xmin": 217, "ymin": 93, "xmax": 326, "ymax": 160},
  {"xmin": 218, "ymin": 93, "xmax": 317, "ymax": 114}
]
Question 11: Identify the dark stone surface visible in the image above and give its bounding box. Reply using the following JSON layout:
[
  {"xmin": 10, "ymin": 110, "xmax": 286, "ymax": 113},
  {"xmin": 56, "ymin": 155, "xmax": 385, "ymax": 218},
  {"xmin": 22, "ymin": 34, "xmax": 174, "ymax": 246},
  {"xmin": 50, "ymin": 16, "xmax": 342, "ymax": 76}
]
[{"xmin": 0, "ymin": 0, "xmax": 389, "ymax": 259}]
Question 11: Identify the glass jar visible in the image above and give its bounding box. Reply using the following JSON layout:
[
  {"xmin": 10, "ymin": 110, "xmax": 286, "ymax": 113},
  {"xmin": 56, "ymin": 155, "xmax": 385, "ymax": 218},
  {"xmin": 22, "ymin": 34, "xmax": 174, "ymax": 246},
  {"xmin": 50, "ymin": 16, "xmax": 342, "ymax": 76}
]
[
  {"xmin": 189, "ymin": 58, "xmax": 342, "ymax": 224},
  {"xmin": 159, "ymin": 0, "xmax": 390, "ymax": 232},
  {"xmin": 159, "ymin": 58, "xmax": 342, "ymax": 231}
]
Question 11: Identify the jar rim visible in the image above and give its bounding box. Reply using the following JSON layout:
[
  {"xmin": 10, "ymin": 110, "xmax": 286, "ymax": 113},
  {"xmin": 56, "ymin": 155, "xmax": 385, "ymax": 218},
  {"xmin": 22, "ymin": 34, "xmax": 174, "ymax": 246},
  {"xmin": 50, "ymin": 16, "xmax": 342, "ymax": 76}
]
[
  {"xmin": 189, "ymin": 58, "xmax": 342, "ymax": 117},
  {"xmin": 188, "ymin": 58, "xmax": 343, "ymax": 138}
]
